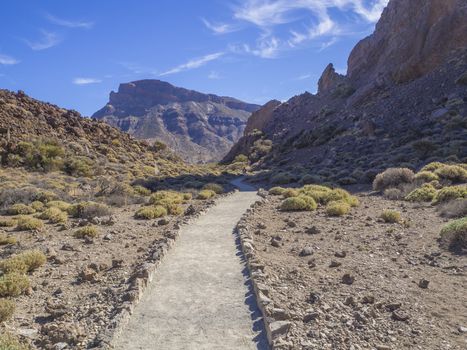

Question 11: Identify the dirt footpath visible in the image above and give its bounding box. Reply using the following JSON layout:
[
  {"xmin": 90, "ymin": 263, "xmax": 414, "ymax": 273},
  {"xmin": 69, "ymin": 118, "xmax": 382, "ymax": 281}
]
[{"xmin": 113, "ymin": 182, "xmax": 268, "ymax": 350}]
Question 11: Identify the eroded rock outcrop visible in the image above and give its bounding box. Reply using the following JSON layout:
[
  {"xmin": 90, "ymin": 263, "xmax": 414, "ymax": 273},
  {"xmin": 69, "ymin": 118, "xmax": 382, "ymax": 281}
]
[{"xmin": 348, "ymin": 0, "xmax": 467, "ymax": 88}]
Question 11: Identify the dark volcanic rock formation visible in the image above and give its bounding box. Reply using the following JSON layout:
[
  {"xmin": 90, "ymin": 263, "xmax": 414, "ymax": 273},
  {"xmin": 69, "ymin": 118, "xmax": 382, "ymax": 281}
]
[
  {"xmin": 226, "ymin": 0, "xmax": 467, "ymax": 183},
  {"xmin": 93, "ymin": 80, "xmax": 260, "ymax": 163},
  {"xmin": 347, "ymin": 0, "xmax": 467, "ymax": 87}
]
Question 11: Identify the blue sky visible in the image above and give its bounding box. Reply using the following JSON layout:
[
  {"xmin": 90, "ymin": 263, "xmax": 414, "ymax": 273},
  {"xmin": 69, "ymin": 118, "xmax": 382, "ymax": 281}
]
[{"xmin": 0, "ymin": 0, "xmax": 388, "ymax": 116}]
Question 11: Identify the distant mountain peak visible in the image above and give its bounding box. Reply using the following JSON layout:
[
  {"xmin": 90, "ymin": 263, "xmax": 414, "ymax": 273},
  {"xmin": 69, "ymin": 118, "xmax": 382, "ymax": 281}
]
[{"xmin": 93, "ymin": 80, "xmax": 260, "ymax": 163}]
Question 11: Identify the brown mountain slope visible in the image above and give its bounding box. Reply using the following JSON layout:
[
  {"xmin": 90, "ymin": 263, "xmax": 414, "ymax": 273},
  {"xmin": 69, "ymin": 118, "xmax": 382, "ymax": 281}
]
[
  {"xmin": 225, "ymin": 0, "xmax": 467, "ymax": 185},
  {"xmin": 0, "ymin": 89, "xmax": 202, "ymax": 178},
  {"xmin": 93, "ymin": 80, "xmax": 260, "ymax": 163}
]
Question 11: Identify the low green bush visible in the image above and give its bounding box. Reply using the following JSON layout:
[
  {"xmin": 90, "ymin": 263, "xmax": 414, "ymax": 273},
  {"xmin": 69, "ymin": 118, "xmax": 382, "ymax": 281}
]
[
  {"xmin": 268, "ymin": 187, "xmax": 286, "ymax": 195},
  {"xmin": 282, "ymin": 188, "xmax": 299, "ymax": 198},
  {"xmin": 440, "ymin": 217, "xmax": 467, "ymax": 251},
  {"xmin": 0, "ymin": 273, "xmax": 30, "ymax": 297},
  {"xmin": 421, "ymin": 162, "xmax": 444, "ymax": 172},
  {"xmin": 197, "ymin": 190, "xmax": 216, "ymax": 200},
  {"xmin": 0, "ymin": 299, "xmax": 15, "ymax": 322},
  {"xmin": 380, "ymin": 210, "xmax": 401, "ymax": 223},
  {"xmin": 405, "ymin": 184, "xmax": 437, "ymax": 202},
  {"xmin": 280, "ymin": 195, "xmax": 317, "ymax": 211},
  {"xmin": 133, "ymin": 185, "xmax": 151, "ymax": 196},
  {"xmin": 414, "ymin": 171, "xmax": 439, "ymax": 183},
  {"xmin": 30, "ymin": 201, "xmax": 45, "ymax": 212},
  {"xmin": 432, "ymin": 185, "xmax": 467, "ymax": 204},
  {"xmin": 74, "ymin": 225, "xmax": 99, "ymax": 239},
  {"xmin": 0, "ymin": 234, "xmax": 17, "ymax": 245},
  {"xmin": 0, "ymin": 219, "xmax": 17, "ymax": 227},
  {"xmin": 326, "ymin": 200, "xmax": 351, "ymax": 216},
  {"xmin": 434, "ymin": 165, "xmax": 467, "ymax": 183},
  {"xmin": 39, "ymin": 207, "xmax": 68, "ymax": 224},
  {"xmin": 46, "ymin": 200, "xmax": 72, "ymax": 211},
  {"xmin": 7, "ymin": 204, "xmax": 35, "ymax": 216},
  {"xmin": 16, "ymin": 216, "xmax": 44, "ymax": 231},
  {"xmin": 373, "ymin": 168, "xmax": 414, "ymax": 192},
  {"xmin": 135, "ymin": 206, "xmax": 167, "ymax": 219},
  {"xmin": 68, "ymin": 202, "xmax": 111, "ymax": 219}
]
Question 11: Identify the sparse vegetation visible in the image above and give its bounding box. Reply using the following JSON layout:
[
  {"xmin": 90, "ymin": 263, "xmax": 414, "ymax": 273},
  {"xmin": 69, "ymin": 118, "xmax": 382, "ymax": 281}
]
[
  {"xmin": 0, "ymin": 273, "xmax": 30, "ymax": 297},
  {"xmin": 46, "ymin": 200, "xmax": 72, "ymax": 211},
  {"xmin": 0, "ymin": 234, "xmax": 17, "ymax": 245},
  {"xmin": 414, "ymin": 171, "xmax": 439, "ymax": 183},
  {"xmin": 68, "ymin": 202, "xmax": 111, "ymax": 219},
  {"xmin": 0, "ymin": 219, "xmax": 17, "ymax": 227},
  {"xmin": 373, "ymin": 168, "xmax": 414, "ymax": 192},
  {"xmin": 197, "ymin": 190, "xmax": 216, "ymax": 200},
  {"xmin": 282, "ymin": 188, "xmax": 299, "ymax": 198},
  {"xmin": 268, "ymin": 187, "xmax": 286, "ymax": 195},
  {"xmin": 16, "ymin": 216, "xmax": 44, "ymax": 231},
  {"xmin": 0, "ymin": 299, "xmax": 16, "ymax": 322},
  {"xmin": 39, "ymin": 207, "xmax": 68, "ymax": 224},
  {"xmin": 135, "ymin": 206, "xmax": 167, "ymax": 219},
  {"xmin": 405, "ymin": 184, "xmax": 437, "ymax": 202},
  {"xmin": 74, "ymin": 225, "xmax": 99, "ymax": 239},
  {"xmin": 7, "ymin": 203, "xmax": 35, "ymax": 215},
  {"xmin": 434, "ymin": 164, "xmax": 467, "ymax": 183},
  {"xmin": 432, "ymin": 185, "xmax": 467, "ymax": 204},
  {"xmin": 380, "ymin": 210, "xmax": 401, "ymax": 223},
  {"xmin": 281, "ymin": 196, "xmax": 317, "ymax": 211},
  {"xmin": 133, "ymin": 185, "xmax": 151, "ymax": 196},
  {"xmin": 440, "ymin": 217, "xmax": 467, "ymax": 252},
  {"xmin": 326, "ymin": 200, "xmax": 351, "ymax": 216}
]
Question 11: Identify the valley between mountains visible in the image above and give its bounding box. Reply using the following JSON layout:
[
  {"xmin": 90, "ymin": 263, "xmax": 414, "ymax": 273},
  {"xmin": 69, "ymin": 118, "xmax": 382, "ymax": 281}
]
[{"xmin": 0, "ymin": 0, "xmax": 466, "ymax": 349}]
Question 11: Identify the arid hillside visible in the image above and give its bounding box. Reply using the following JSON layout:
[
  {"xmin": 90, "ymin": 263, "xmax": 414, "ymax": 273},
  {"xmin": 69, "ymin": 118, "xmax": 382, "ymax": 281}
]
[
  {"xmin": 225, "ymin": 0, "xmax": 467, "ymax": 187},
  {"xmin": 0, "ymin": 89, "xmax": 240, "ymax": 349}
]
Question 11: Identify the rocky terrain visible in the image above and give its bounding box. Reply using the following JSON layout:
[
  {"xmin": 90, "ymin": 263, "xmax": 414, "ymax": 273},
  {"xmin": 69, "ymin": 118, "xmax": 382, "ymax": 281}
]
[
  {"xmin": 93, "ymin": 80, "xmax": 259, "ymax": 163},
  {"xmin": 225, "ymin": 0, "xmax": 467, "ymax": 187},
  {"xmin": 237, "ymin": 180, "xmax": 466, "ymax": 349}
]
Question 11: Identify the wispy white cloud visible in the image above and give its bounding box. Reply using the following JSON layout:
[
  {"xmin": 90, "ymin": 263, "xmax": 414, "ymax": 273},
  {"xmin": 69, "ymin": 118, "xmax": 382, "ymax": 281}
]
[
  {"xmin": 160, "ymin": 52, "xmax": 224, "ymax": 76},
  {"xmin": 295, "ymin": 73, "xmax": 312, "ymax": 80},
  {"xmin": 352, "ymin": 0, "xmax": 389, "ymax": 22},
  {"xmin": 244, "ymin": 36, "xmax": 281, "ymax": 58},
  {"xmin": 72, "ymin": 77, "xmax": 102, "ymax": 85},
  {"xmin": 222, "ymin": 0, "xmax": 389, "ymax": 57},
  {"xmin": 0, "ymin": 54, "xmax": 19, "ymax": 65},
  {"xmin": 25, "ymin": 30, "xmax": 61, "ymax": 50},
  {"xmin": 202, "ymin": 18, "xmax": 238, "ymax": 35},
  {"xmin": 318, "ymin": 36, "xmax": 339, "ymax": 51},
  {"xmin": 208, "ymin": 71, "xmax": 222, "ymax": 79},
  {"xmin": 45, "ymin": 13, "xmax": 94, "ymax": 29}
]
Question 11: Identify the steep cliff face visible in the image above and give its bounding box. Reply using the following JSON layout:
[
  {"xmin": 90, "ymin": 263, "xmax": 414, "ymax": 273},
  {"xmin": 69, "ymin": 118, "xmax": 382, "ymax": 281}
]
[
  {"xmin": 227, "ymin": 0, "xmax": 467, "ymax": 184},
  {"xmin": 93, "ymin": 80, "xmax": 260, "ymax": 163},
  {"xmin": 347, "ymin": 0, "xmax": 467, "ymax": 87}
]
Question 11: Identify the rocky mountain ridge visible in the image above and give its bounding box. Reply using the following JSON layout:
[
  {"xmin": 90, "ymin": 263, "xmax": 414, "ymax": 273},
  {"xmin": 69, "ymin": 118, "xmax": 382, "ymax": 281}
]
[
  {"xmin": 0, "ymin": 89, "xmax": 198, "ymax": 178},
  {"xmin": 225, "ymin": 0, "xmax": 467, "ymax": 185},
  {"xmin": 93, "ymin": 80, "xmax": 260, "ymax": 163}
]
